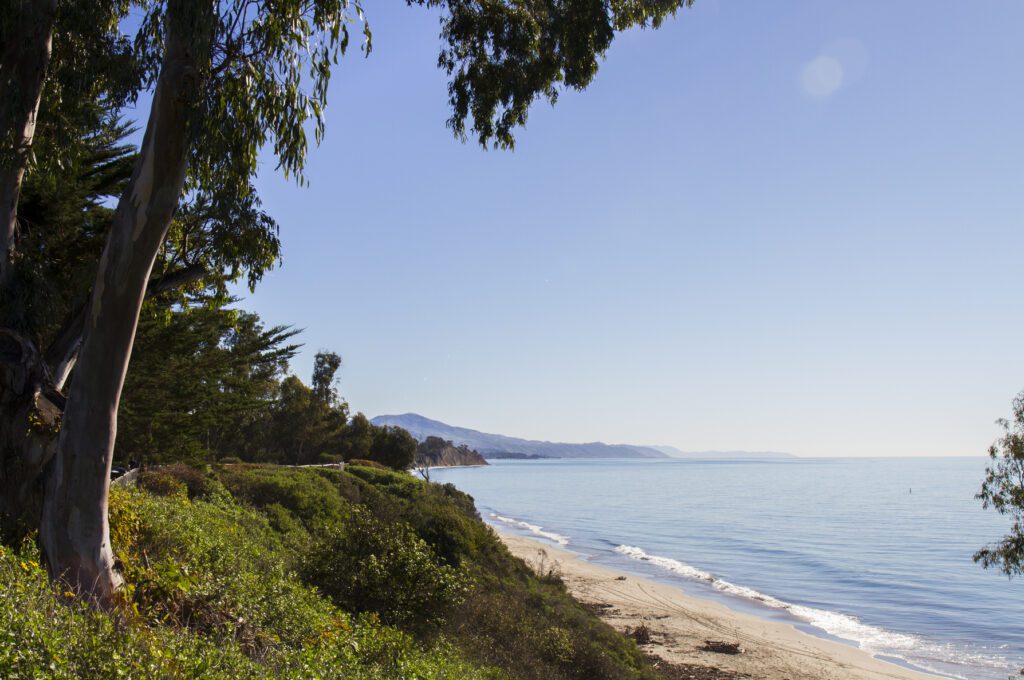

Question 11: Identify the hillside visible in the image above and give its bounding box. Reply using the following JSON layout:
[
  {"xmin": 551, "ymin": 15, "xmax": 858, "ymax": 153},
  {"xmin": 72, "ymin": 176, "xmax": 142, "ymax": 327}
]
[
  {"xmin": 371, "ymin": 414, "xmax": 668, "ymax": 459},
  {"xmin": 417, "ymin": 436, "xmax": 489, "ymax": 467},
  {"xmin": 1, "ymin": 464, "xmax": 658, "ymax": 680}
]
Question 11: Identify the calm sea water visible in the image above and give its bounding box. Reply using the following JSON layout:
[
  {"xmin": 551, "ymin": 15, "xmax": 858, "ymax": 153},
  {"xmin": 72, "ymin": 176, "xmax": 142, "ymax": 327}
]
[{"xmin": 431, "ymin": 458, "xmax": 1024, "ymax": 680}]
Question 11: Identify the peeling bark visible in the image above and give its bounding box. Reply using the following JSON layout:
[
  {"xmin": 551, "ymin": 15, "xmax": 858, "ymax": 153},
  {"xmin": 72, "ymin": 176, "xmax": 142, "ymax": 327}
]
[
  {"xmin": 0, "ymin": 0, "xmax": 58, "ymax": 288},
  {"xmin": 39, "ymin": 0, "xmax": 212, "ymax": 605}
]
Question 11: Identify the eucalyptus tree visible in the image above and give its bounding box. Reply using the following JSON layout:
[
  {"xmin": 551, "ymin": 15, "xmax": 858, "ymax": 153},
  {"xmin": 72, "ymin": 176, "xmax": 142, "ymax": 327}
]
[
  {"xmin": 0, "ymin": 0, "xmax": 283, "ymax": 598},
  {"xmin": 3, "ymin": 0, "xmax": 695, "ymax": 603},
  {"xmin": 0, "ymin": 0, "xmax": 57, "ymax": 288},
  {"xmin": 1, "ymin": 1, "xmax": 135, "ymax": 287},
  {"xmin": 1, "ymin": 4, "xmax": 139, "ymax": 541},
  {"xmin": 976, "ymin": 391, "xmax": 1024, "ymax": 577},
  {"xmin": 312, "ymin": 351, "xmax": 343, "ymax": 406}
]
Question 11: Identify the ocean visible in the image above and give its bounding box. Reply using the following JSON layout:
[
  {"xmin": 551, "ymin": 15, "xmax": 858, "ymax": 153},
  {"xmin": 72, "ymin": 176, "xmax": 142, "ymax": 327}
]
[{"xmin": 431, "ymin": 457, "xmax": 1024, "ymax": 680}]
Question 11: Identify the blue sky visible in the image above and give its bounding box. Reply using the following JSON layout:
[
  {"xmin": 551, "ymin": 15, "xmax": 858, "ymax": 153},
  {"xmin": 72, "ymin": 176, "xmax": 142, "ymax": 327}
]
[{"xmin": 232, "ymin": 1, "xmax": 1024, "ymax": 456}]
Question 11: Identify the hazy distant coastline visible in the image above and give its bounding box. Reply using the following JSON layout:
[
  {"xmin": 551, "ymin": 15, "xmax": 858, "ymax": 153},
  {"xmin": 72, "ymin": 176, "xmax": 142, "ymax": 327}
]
[{"xmin": 371, "ymin": 413, "xmax": 795, "ymax": 461}]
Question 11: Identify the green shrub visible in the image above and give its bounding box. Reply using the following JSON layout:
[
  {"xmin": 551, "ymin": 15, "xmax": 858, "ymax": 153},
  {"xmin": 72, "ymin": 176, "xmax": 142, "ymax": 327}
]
[
  {"xmin": 111, "ymin": 487, "xmax": 333, "ymax": 654},
  {"xmin": 348, "ymin": 458, "xmax": 389, "ymax": 470},
  {"xmin": 104, "ymin": 487, "xmax": 501, "ymax": 678},
  {"xmin": 0, "ymin": 541, "xmax": 263, "ymax": 679},
  {"xmin": 261, "ymin": 502, "xmax": 306, "ymax": 539},
  {"xmin": 343, "ymin": 466, "xmax": 499, "ymax": 568},
  {"xmin": 137, "ymin": 468, "xmax": 188, "ymax": 497},
  {"xmin": 345, "ymin": 462, "xmax": 422, "ymax": 499},
  {"xmin": 334, "ymin": 467, "xmax": 654, "ymax": 679},
  {"xmin": 400, "ymin": 486, "xmax": 491, "ymax": 567},
  {"xmin": 448, "ymin": 572, "xmax": 654, "ymax": 680},
  {"xmin": 0, "ymin": 540, "xmax": 499, "ymax": 679},
  {"xmin": 216, "ymin": 466, "xmax": 349, "ymax": 530},
  {"xmin": 138, "ymin": 464, "xmax": 227, "ymax": 501},
  {"xmin": 3, "ymin": 464, "xmax": 654, "ymax": 680},
  {"xmin": 303, "ymin": 506, "xmax": 467, "ymax": 632}
]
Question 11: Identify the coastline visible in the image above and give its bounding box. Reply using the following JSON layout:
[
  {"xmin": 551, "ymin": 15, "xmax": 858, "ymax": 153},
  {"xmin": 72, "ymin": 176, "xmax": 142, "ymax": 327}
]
[{"xmin": 496, "ymin": 530, "xmax": 940, "ymax": 680}]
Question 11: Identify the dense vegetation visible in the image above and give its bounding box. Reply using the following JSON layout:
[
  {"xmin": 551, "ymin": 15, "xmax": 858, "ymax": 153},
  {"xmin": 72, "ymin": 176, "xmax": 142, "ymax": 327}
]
[
  {"xmin": 976, "ymin": 390, "xmax": 1024, "ymax": 576},
  {"xmin": 1, "ymin": 89, "xmax": 653, "ymax": 678},
  {"xmin": 1, "ymin": 0, "xmax": 695, "ymax": 601},
  {"xmin": 116, "ymin": 301, "xmax": 416, "ymax": 470},
  {"xmin": 1, "ymin": 463, "xmax": 657, "ymax": 679}
]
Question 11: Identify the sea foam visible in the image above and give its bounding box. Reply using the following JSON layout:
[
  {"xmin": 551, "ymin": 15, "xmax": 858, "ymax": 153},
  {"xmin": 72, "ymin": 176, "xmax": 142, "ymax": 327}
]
[
  {"xmin": 612, "ymin": 544, "xmax": 1006, "ymax": 679},
  {"xmin": 431, "ymin": 458, "xmax": 1021, "ymax": 680},
  {"xmin": 490, "ymin": 513, "xmax": 570, "ymax": 545}
]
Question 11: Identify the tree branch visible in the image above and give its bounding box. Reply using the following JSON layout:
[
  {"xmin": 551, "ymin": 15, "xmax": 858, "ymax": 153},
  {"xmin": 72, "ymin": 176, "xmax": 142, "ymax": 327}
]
[
  {"xmin": 0, "ymin": 0, "xmax": 58, "ymax": 289},
  {"xmin": 43, "ymin": 263, "xmax": 209, "ymax": 388},
  {"xmin": 147, "ymin": 262, "xmax": 207, "ymax": 295},
  {"xmin": 43, "ymin": 300, "xmax": 88, "ymax": 391}
]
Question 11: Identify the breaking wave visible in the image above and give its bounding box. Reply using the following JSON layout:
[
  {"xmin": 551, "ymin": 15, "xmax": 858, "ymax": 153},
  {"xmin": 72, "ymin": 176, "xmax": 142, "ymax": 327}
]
[
  {"xmin": 490, "ymin": 513, "xmax": 570, "ymax": 546},
  {"xmin": 613, "ymin": 545, "xmax": 1007, "ymax": 679}
]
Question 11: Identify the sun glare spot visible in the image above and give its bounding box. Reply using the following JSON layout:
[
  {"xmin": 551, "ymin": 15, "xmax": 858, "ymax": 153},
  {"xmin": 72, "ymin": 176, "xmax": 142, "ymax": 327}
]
[{"xmin": 800, "ymin": 55, "xmax": 844, "ymax": 99}]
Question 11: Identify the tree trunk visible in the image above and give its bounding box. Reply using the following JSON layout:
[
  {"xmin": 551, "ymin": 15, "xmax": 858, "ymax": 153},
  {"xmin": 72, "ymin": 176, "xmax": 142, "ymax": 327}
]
[
  {"xmin": 43, "ymin": 265, "xmax": 210, "ymax": 392},
  {"xmin": 39, "ymin": 0, "xmax": 211, "ymax": 605},
  {"xmin": 0, "ymin": 330, "xmax": 61, "ymax": 543},
  {"xmin": 0, "ymin": 0, "xmax": 57, "ymax": 288}
]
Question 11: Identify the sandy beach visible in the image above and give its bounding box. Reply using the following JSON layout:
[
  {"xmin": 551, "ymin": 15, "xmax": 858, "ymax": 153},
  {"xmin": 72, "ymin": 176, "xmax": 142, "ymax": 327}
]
[{"xmin": 497, "ymin": 530, "xmax": 939, "ymax": 680}]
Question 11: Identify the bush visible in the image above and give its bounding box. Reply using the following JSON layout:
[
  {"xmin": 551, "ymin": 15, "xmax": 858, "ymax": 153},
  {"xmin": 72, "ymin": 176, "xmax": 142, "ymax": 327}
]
[
  {"xmin": 111, "ymin": 487, "xmax": 334, "ymax": 654},
  {"xmin": 138, "ymin": 464, "xmax": 226, "ymax": 501},
  {"xmin": 303, "ymin": 506, "xmax": 467, "ymax": 632},
  {"xmin": 344, "ymin": 466, "xmax": 496, "ymax": 568},
  {"xmin": 0, "ymin": 539, "xmax": 497, "ymax": 679},
  {"xmin": 5, "ymin": 464, "xmax": 653, "ymax": 680},
  {"xmin": 328, "ymin": 465, "xmax": 655, "ymax": 679},
  {"xmin": 348, "ymin": 458, "xmax": 389, "ymax": 470},
  {"xmin": 630, "ymin": 624, "xmax": 652, "ymax": 645},
  {"xmin": 102, "ymin": 487, "xmax": 501, "ymax": 678},
  {"xmin": 345, "ymin": 462, "xmax": 422, "ymax": 499},
  {"xmin": 216, "ymin": 465, "xmax": 349, "ymax": 531},
  {"xmin": 0, "ymin": 542, "xmax": 262, "ymax": 679},
  {"xmin": 137, "ymin": 469, "xmax": 188, "ymax": 498}
]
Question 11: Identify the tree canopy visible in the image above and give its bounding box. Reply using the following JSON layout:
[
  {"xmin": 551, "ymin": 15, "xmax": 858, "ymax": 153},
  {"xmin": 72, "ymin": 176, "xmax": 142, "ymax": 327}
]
[
  {"xmin": 976, "ymin": 391, "xmax": 1024, "ymax": 577},
  {"xmin": 118, "ymin": 302, "xmax": 417, "ymax": 471},
  {"xmin": 1, "ymin": 0, "xmax": 696, "ymax": 600}
]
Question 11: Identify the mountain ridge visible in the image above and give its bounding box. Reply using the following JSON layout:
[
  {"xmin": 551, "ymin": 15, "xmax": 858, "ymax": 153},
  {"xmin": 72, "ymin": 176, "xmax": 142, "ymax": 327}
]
[
  {"xmin": 370, "ymin": 413, "xmax": 668, "ymax": 459},
  {"xmin": 372, "ymin": 411, "xmax": 794, "ymax": 458},
  {"xmin": 371, "ymin": 413, "xmax": 796, "ymax": 460}
]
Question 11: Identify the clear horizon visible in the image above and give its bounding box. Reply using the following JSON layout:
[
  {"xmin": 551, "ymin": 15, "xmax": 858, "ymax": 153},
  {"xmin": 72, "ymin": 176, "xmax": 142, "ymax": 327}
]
[{"xmin": 231, "ymin": 1, "xmax": 1024, "ymax": 458}]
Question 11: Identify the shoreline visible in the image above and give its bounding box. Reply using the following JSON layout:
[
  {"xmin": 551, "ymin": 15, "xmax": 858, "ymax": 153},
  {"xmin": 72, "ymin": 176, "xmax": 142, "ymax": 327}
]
[{"xmin": 496, "ymin": 529, "xmax": 940, "ymax": 680}]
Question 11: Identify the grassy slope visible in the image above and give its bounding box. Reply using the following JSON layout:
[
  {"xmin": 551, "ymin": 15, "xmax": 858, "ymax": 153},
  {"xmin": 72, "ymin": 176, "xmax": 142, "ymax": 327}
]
[{"xmin": 0, "ymin": 464, "xmax": 657, "ymax": 679}]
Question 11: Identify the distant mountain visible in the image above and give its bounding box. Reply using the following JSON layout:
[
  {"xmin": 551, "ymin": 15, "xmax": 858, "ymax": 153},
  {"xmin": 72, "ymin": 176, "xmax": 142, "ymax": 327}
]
[
  {"xmin": 370, "ymin": 414, "xmax": 668, "ymax": 460},
  {"xmin": 648, "ymin": 445, "xmax": 795, "ymax": 460}
]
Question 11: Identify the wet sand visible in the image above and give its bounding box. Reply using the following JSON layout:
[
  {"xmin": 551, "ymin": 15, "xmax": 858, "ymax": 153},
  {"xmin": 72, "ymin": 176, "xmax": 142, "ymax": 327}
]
[{"xmin": 498, "ymin": 531, "xmax": 939, "ymax": 680}]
